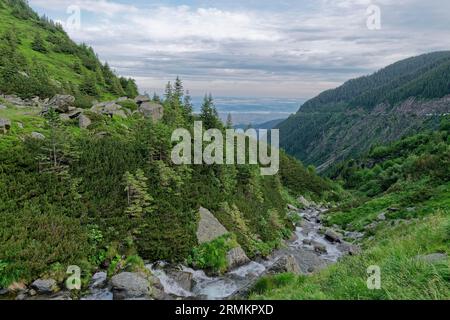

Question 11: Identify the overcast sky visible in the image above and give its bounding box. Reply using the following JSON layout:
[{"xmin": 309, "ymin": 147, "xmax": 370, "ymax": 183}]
[{"xmin": 29, "ymin": 0, "xmax": 450, "ymax": 98}]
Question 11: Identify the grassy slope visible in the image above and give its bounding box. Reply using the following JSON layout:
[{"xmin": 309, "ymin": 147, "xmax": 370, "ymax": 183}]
[{"xmin": 252, "ymin": 122, "xmax": 450, "ymax": 300}]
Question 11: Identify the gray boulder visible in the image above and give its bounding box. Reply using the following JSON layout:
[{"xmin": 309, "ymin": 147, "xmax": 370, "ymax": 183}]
[
  {"xmin": 297, "ymin": 196, "xmax": 311, "ymax": 208},
  {"xmin": 0, "ymin": 118, "xmax": 11, "ymax": 133},
  {"xmin": 377, "ymin": 212, "xmax": 386, "ymax": 221},
  {"xmin": 287, "ymin": 204, "xmax": 299, "ymax": 211},
  {"xmin": 324, "ymin": 229, "xmax": 342, "ymax": 243},
  {"xmin": 135, "ymin": 95, "xmax": 151, "ymax": 104},
  {"xmin": 268, "ymin": 255, "xmax": 301, "ymax": 274},
  {"xmin": 226, "ymin": 247, "xmax": 250, "ymax": 269},
  {"xmin": 90, "ymin": 272, "xmax": 108, "ymax": 289},
  {"xmin": 312, "ymin": 241, "xmax": 327, "ymax": 254},
  {"xmin": 196, "ymin": 207, "xmax": 228, "ymax": 244},
  {"xmin": 79, "ymin": 114, "xmax": 92, "ymax": 129},
  {"xmin": 47, "ymin": 95, "xmax": 75, "ymax": 113},
  {"xmin": 337, "ymin": 241, "xmax": 361, "ymax": 256},
  {"xmin": 166, "ymin": 270, "xmax": 193, "ymax": 292},
  {"xmin": 111, "ymin": 272, "xmax": 151, "ymax": 300},
  {"xmin": 4, "ymin": 95, "xmax": 24, "ymax": 106},
  {"xmin": 31, "ymin": 279, "xmax": 58, "ymax": 294},
  {"xmin": 139, "ymin": 102, "xmax": 164, "ymax": 122}
]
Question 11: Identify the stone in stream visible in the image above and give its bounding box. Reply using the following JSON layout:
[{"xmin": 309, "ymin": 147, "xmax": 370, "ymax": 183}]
[
  {"xmin": 312, "ymin": 241, "xmax": 327, "ymax": 254},
  {"xmin": 31, "ymin": 279, "xmax": 58, "ymax": 294},
  {"xmin": 90, "ymin": 272, "xmax": 108, "ymax": 289},
  {"xmin": 268, "ymin": 255, "xmax": 301, "ymax": 275},
  {"xmin": 226, "ymin": 247, "xmax": 250, "ymax": 270},
  {"xmin": 196, "ymin": 207, "xmax": 228, "ymax": 244},
  {"xmin": 111, "ymin": 272, "xmax": 152, "ymax": 300},
  {"xmin": 166, "ymin": 269, "xmax": 194, "ymax": 292},
  {"xmin": 324, "ymin": 229, "xmax": 342, "ymax": 243}
]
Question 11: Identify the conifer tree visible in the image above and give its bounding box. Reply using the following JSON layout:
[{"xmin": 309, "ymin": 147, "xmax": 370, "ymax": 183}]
[
  {"xmin": 31, "ymin": 33, "xmax": 47, "ymax": 53},
  {"xmin": 124, "ymin": 169, "xmax": 153, "ymax": 219}
]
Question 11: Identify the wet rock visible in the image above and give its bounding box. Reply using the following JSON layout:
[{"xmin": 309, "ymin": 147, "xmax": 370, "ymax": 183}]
[
  {"xmin": 415, "ymin": 253, "xmax": 448, "ymax": 264},
  {"xmin": 312, "ymin": 241, "xmax": 327, "ymax": 254},
  {"xmin": 139, "ymin": 102, "xmax": 164, "ymax": 122},
  {"xmin": 31, "ymin": 132, "xmax": 45, "ymax": 140},
  {"xmin": 31, "ymin": 279, "xmax": 58, "ymax": 294},
  {"xmin": 166, "ymin": 270, "xmax": 193, "ymax": 292},
  {"xmin": 47, "ymin": 95, "xmax": 75, "ymax": 113},
  {"xmin": 324, "ymin": 229, "xmax": 342, "ymax": 243},
  {"xmin": 111, "ymin": 272, "xmax": 151, "ymax": 300},
  {"xmin": 196, "ymin": 207, "xmax": 228, "ymax": 244},
  {"xmin": 79, "ymin": 114, "xmax": 92, "ymax": 129},
  {"xmin": 302, "ymin": 239, "xmax": 312, "ymax": 245},
  {"xmin": 90, "ymin": 272, "xmax": 108, "ymax": 289},
  {"xmin": 268, "ymin": 255, "xmax": 301, "ymax": 274},
  {"xmin": 226, "ymin": 247, "xmax": 250, "ymax": 270}
]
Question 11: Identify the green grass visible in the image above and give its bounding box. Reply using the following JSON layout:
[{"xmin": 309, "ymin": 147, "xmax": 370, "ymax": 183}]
[{"xmin": 251, "ymin": 210, "xmax": 450, "ymax": 300}]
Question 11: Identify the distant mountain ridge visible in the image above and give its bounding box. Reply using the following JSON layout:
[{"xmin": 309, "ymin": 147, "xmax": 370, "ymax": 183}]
[{"xmin": 278, "ymin": 51, "xmax": 450, "ymax": 171}]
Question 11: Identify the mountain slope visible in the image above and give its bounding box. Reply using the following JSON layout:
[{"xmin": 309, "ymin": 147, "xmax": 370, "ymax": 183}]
[
  {"xmin": 278, "ymin": 51, "xmax": 450, "ymax": 171},
  {"xmin": 0, "ymin": 0, "xmax": 138, "ymax": 105}
]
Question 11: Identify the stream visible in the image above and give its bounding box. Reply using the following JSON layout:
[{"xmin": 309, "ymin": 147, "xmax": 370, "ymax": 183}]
[{"xmin": 144, "ymin": 207, "xmax": 345, "ymax": 300}]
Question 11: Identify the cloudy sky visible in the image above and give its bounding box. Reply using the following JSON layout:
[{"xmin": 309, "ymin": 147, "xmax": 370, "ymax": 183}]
[{"xmin": 29, "ymin": 0, "xmax": 450, "ymax": 98}]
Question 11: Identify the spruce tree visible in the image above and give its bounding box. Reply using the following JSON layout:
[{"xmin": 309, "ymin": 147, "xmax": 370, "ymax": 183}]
[{"xmin": 31, "ymin": 33, "xmax": 47, "ymax": 53}]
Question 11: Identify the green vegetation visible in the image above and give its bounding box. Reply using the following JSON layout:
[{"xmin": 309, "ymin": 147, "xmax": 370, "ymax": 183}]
[
  {"xmin": 252, "ymin": 118, "xmax": 450, "ymax": 300},
  {"xmin": 0, "ymin": 0, "xmax": 138, "ymax": 102}
]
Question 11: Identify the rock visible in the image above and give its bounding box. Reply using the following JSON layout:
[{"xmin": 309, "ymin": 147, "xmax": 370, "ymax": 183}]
[
  {"xmin": 90, "ymin": 272, "xmax": 108, "ymax": 289},
  {"xmin": 387, "ymin": 207, "xmax": 399, "ymax": 212},
  {"xmin": 17, "ymin": 122, "xmax": 23, "ymax": 129},
  {"xmin": 0, "ymin": 118, "xmax": 11, "ymax": 133},
  {"xmin": 415, "ymin": 253, "xmax": 448, "ymax": 264},
  {"xmin": 324, "ymin": 229, "xmax": 342, "ymax": 243},
  {"xmin": 4, "ymin": 95, "xmax": 23, "ymax": 106},
  {"xmin": 196, "ymin": 207, "xmax": 228, "ymax": 244},
  {"xmin": 31, "ymin": 279, "xmax": 58, "ymax": 294},
  {"xmin": 135, "ymin": 95, "xmax": 151, "ymax": 104},
  {"xmin": 67, "ymin": 108, "xmax": 83, "ymax": 119},
  {"xmin": 7, "ymin": 282, "xmax": 26, "ymax": 292},
  {"xmin": 60, "ymin": 114, "xmax": 71, "ymax": 121},
  {"xmin": 268, "ymin": 255, "xmax": 301, "ymax": 274},
  {"xmin": 139, "ymin": 102, "xmax": 164, "ymax": 122},
  {"xmin": 365, "ymin": 221, "xmax": 379, "ymax": 231},
  {"xmin": 377, "ymin": 212, "xmax": 386, "ymax": 221},
  {"xmin": 79, "ymin": 114, "xmax": 92, "ymax": 129},
  {"xmin": 166, "ymin": 270, "xmax": 193, "ymax": 292},
  {"xmin": 226, "ymin": 247, "xmax": 250, "ymax": 269},
  {"xmin": 312, "ymin": 241, "xmax": 327, "ymax": 254},
  {"xmin": 29, "ymin": 289, "xmax": 37, "ymax": 296},
  {"xmin": 15, "ymin": 293, "xmax": 27, "ymax": 300},
  {"xmin": 344, "ymin": 231, "xmax": 365, "ymax": 240},
  {"xmin": 116, "ymin": 97, "xmax": 128, "ymax": 102},
  {"xmin": 297, "ymin": 196, "xmax": 311, "ymax": 208},
  {"xmin": 31, "ymin": 132, "xmax": 45, "ymax": 140},
  {"xmin": 302, "ymin": 239, "xmax": 312, "ymax": 245},
  {"xmin": 337, "ymin": 242, "xmax": 361, "ymax": 256},
  {"xmin": 47, "ymin": 95, "xmax": 75, "ymax": 113},
  {"xmin": 287, "ymin": 204, "xmax": 299, "ymax": 211},
  {"xmin": 111, "ymin": 272, "xmax": 151, "ymax": 300},
  {"xmin": 0, "ymin": 104, "xmax": 6, "ymax": 110},
  {"xmin": 0, "ymin": 288, "xmax": 8, "ymax": 296}
]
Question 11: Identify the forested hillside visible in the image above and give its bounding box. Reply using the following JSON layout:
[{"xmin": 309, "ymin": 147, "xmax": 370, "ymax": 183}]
[
  {"xmin": 0, "ymin": 0, "xmax": 138, "ymax": 107},
  {"xmin": 278, "ymin": 52, "xmax": 450, "ymax": 170}
]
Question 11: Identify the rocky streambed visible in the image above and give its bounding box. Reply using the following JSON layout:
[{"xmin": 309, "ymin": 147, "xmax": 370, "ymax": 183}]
[{"xmin": 6, "ymin": 206, "xmax": 361, "ymax": 300}]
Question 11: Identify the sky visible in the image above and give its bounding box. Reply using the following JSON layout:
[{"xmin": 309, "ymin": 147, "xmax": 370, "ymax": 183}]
[{"xmin": 28, "ymin": 0, "xmax": 450, "ymax": 99}]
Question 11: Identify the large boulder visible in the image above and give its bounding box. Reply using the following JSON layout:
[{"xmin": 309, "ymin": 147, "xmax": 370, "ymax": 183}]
[
  {"xmin": 91, "ymin": 102, "xmax": 128, "ymax": 118},
  {"xmin": 0, "ymin": 118, "xmax": 11, "ymax": 133},
  {"xmin": 47, "ymin": 95, "xmax": 75, "ymax": 113},
  {"xmin": 90, "ymin": 272, "xmax": 108, "ymax": 289},
  {"xmin": 166, "ymin": 270, "xmax": 193, "ymax": 292},
  {"xmin": 226, "ymin": 247, "xmax": 250, "ymax": 270},
  {"xmin": 196, "ymin": 207, "xmax": 228, "ymax": 244},
  {"xmin": 135, "ymin": 95, "xmax": 151, "ymax": 104},
  {"xmin": 139, "ymin": 102, "xmax": 163, "ymax": 122},
  {"xmin": 324, "ymin": 229, "xmax": 342, "ymax": 243},
  {"xmin": 79, "ymin": 114, "xmax": 92, "ymax": 129},
  {"xmin": 31, "ymin": 279, "xmax": 58, "ymax": 294},
  {"xmin": 268, "ymin": 255, "xmax": 301, "ymax": 274},
  {"xmin": 111, "ymin": 272, "xmax": 151, "ymax": 300}
]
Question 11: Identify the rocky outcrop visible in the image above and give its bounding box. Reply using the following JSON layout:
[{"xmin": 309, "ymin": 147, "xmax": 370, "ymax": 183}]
[
  {"xmin": 91, "ymin": 102, "xmax": 128, "ymax": 118},
  {"xmin": 196, "ymin": 207, "xmax": 228, "ymax": 244},
  {"xmin": 31, "ymin": 279, "xmax": 58, "ymax": 294},
  {"xmin": 138, "ymin": 102, "xmax": 164, "ymax": 122},
  {"xmin": 46, "ymin": 95, "xmax": 75, "ymax": 113},
  {"xmin": 135, "ymin": 95, "xmax": 151, "ymax": 104},
  {"xmin": 226, "ymin": 247, "xmax": 250, "ymax": 270}
]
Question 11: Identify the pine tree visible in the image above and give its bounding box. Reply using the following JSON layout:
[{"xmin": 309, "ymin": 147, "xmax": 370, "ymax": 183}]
[
  {"xmin": 183, "ymin": 90, "xmax": 193, "ymax": 118},
  {"xmin": 226, "ymin": 113, "xmax": 233, "ymax": 128},
  {"xmin": 31, "ymin": 33, "xmax": 47, "ymax": 53},
  {"xmin": 174, "ymin": 76, "xmax": 184, "ymax": 103},
  {"xmin": 124, "ymin": 169, "xmax": 153, "ymax": 219},
  {"xmin": 79, "ymin": 73, "xmax": 98, "ymax": 96},
  {"xmin": 200, "ymin": 94, "xmax": 219, "ymax": 129}
]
